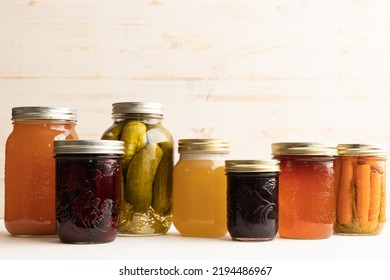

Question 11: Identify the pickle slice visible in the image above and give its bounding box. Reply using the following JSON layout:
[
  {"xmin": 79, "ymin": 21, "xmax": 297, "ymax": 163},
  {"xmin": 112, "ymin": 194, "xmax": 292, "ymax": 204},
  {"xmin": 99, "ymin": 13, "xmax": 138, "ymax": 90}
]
[{"xmin": 101, "ymin": 123, "xmax": 123, "ymax": 140}]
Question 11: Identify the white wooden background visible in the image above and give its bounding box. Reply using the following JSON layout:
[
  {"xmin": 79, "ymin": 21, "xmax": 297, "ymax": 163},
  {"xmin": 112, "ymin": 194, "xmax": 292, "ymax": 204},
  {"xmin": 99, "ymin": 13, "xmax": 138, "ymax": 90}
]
[{"xmin": 1, "ymin": 0, "xmax": 390, "ymax": 218}]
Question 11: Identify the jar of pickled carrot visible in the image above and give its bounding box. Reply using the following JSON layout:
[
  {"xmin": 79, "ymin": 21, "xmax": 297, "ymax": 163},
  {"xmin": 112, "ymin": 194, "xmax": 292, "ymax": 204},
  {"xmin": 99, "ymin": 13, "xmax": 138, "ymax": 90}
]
[
  {"xmin": 54, "ymin": 140, "xmax": 124, "ymax": 244},
  {"xmin": 173, "ymin": 139, "xmax": 229, "ymax": 237},
  {"xmin": 271, "ymin": 142, "xmax": 337, "ymax": 239},
  {"xmin": 335, "ymin": 144, "xmax": 387, "ymax": 235},
  {"xmin": 4, "ymin": 107, "xmax": 78, "ymax": 236}
]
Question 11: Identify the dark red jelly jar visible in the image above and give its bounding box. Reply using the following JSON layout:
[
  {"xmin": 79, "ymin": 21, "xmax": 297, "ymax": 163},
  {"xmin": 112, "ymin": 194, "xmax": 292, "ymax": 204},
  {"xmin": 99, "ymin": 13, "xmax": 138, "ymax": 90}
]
[
  {"xmin": 54, "ymin": 140, "xmax": 124, "ymax": 244},
  {"xmin": 225, "ymin": 160, "xmax": 280, "ymax": 241}
]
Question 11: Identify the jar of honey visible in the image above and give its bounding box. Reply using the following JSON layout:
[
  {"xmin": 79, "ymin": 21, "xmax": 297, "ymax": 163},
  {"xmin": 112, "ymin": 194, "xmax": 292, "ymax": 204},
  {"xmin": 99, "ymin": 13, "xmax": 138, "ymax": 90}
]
[
  {"xmin": 271, "ymin": 142, "xmax": 337, "ymax": 239},
  {"xmin": 173, "ymin": 139, "xmax": 229, "ymax": 237},
  {"xmin": 225, "ymin": 160, "xmax": 280, "ymax": 241},
  {"xmin": 4, "ymin": 107, "xmax": 79, "ymax": 236},
  {"xmin": 335, "ymin": 144, "xmax": 387, "ymax": 235},
  {"xmin": 101, "ymin": 102, "xmax": 174, "ymax": 236},
  {"xmin": 54, "ymin": 140, "xmax": 124, "ymax": 244}
]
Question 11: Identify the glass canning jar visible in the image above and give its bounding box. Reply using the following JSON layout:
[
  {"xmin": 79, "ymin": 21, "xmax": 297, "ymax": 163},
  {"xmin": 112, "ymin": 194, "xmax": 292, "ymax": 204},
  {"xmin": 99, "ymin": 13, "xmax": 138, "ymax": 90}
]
[
  {"xmin": 101, "ymin": 102, "xmax": 174, "ymax": 236},
  {"xmin": 173, "ymin": 139, "xmax": 229, "ymax": 238},
  {"xmin": 335, "ymin": 144, "xmax": 387, "ymax": 235},
  {"xmin": 54, "ymin": 140, "xmax": 124, "ymax": 244},
  {"xmin": 4, "ymin": 106, "xmax": 79, "ymax": 236},
  {"xmin": 225, "ymin": 160, "xmax": 280, "ymax": 241},
  {"xmin": 272, "ymin": 142, "xmax": 337, "ymax": 239}
]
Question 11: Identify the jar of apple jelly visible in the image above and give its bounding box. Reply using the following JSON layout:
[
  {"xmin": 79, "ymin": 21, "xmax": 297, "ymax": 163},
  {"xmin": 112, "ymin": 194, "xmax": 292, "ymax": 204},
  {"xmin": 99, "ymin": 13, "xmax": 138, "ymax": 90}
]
[
  {"xmin": 271, "ymin": 142, "xmax": 337, "ymax": 239},
  {"xmin": 225, "ymin": 160, "xmax": 280, "ymax": 241},
  {"xmin": 4, "ymin": 107, "xmax": 78, "ymax": 236},
  {"xmin": 335, "ymin": 144, "xmax": 387, "ymax": 235},
  {"xmin": 101, "ymin": 102, "xmax": 174, "ymax": 236},
  {"xmin": 173, "ymin": 139, "xmax": 229, "ymax": 237},
  {"xmin": 54, "ymin": 140, "xmax": 124, "ymax": 244}
]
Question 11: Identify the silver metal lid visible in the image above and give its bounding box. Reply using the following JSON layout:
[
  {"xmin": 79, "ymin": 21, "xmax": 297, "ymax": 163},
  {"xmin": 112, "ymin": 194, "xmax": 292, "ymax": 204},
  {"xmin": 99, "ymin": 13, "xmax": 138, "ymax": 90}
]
[
  {"xmin": 54, "ymin": 140, "xmax": 125, "ymax": 154},
  {"xmin": 112, "ymin": 102, "xmax": 163, "ymax": 119},
  {"xmin": 225, "ymin": 160, "xmax": 280, "ymax": 172},
  {"xmin": 271, "ymin": 142, "xmax": 337, "ymax": 156},
  {"xmin": 178, "ymin": 139, "xmax": 230, "ymax": 154},
  {"xmin": 12, "ymin": 106, "xmax": 77, "ymax": 121},
  {"xmin": 338, "ymin": 144, "xmax": 387, "ymax": 156}
]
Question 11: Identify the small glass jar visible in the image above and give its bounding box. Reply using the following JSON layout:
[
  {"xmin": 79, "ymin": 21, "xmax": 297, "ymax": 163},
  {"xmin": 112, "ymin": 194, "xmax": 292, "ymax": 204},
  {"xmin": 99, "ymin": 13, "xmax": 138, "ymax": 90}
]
[
  {"xmin": 335, "ymin": 144, "xmax": 387, "ymax": 235},
  {"xmin": 101, "ymin": 102, "xmax": 174, "ymax": 236},
  {"xmin": 4, "ymin": 107, "xmax": 78, "ymax": 236},
  {"xmin": 225, "ymin": 160, "xmax": 280, "ymax": 242},
  {"xmin": 54, "ymin": 140, "xmax": 124, "ymax": 244},
  {"xmin": 173, "ymin": 139, "xmax": 229, "ymax": 238},
  {"xmin": 272, "ymin": 142, "xmax": 337, "ymax": 239}
]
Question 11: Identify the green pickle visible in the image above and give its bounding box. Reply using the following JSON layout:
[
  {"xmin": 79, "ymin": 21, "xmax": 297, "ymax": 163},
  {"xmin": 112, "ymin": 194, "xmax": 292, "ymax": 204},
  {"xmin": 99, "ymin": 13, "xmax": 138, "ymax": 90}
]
[
  {"xmin": 152, "ymin": 141, "xmax": 174, "ymax": 214},
  {"xmin": 120, "ymin": 121, "xmax": 147, "ymax": 171},
  {"xmin": 101, "ymin": 123, "xmax": 123, "ymax": 140},
  {"xmin": 126, "ymin": 144, "xmax": 163, "ymax": 213}
]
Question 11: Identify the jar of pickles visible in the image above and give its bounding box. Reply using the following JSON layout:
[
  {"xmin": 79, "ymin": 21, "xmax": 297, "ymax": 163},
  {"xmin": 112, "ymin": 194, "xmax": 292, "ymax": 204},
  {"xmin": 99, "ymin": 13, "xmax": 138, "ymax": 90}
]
[
  {"xmin": 335, "ymin": 144, "xmax": 387, "ymax": 235},
  {"xmin": 272, "ymin": 142, "xmax": 337, "ymax": 239},
  {"xmin": 173, "ymin": 139, "xmax": 229, "ymax": 237},
  {"xmin": 101, "ymin": 102, "xmax": 174, "ymax": 235},
  {"xmin": 54, "ymin": 140, "xmax": 124, "ymax": 244},
  {"xmin": 225, "ymin": 160, "xmax": 280, "ymax": 241},
  {"xmin": 4, "ymin": 107, "xmax": 79, "ymax": 236}
]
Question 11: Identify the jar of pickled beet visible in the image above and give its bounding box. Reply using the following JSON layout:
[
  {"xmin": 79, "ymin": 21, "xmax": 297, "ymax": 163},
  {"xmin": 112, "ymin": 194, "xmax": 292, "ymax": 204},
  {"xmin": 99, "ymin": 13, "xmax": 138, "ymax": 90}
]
[
  {"xmin": 225, "ymin": 160, "xmax": 280, "ymax": 241},
  {"xmin": 54, "ymin": 140, "xmax": 124, "ymax": 244},
  {"xmin": 173, "ymin": 139, "xmax": 229, "ymax": 238},
  {"xmin": 272, "ymin": 142, "xmax": 337, "ymax": 239},
  {"xmin": 101, "ymin": 102, "xmax": 174, "ymax": 236},
  {"xmin": 335, "ymin": 144, "xmax": 387, "ymax": 235},
  {"xmin": 4, "ymin": 107, "xmax": 79, "ymax": 236}
]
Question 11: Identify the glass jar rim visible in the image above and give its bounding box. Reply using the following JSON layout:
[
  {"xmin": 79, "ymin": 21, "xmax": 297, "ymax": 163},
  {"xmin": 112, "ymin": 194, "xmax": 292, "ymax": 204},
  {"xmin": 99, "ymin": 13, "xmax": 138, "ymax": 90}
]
[
  {"xmin": 178, "ymin": 138, "xmax": 230, "ymax": 154},
  {"xmin": 225, "ymin": 159, "xmax": 280, "ymax": 172},
  {"xmin": 271, "ymin": 142, "xmax": 337, "ymax": 156},
  {"xmin": 337, "ymin": 143, "xmax": 387, "ymax": 156},
  {"xmin": 54, "ymin": 140, "xmax": 125, "ymax": 154},
  {"xmin": 11, "ymin": 106, "xmax": 77, "ymax": 121}
]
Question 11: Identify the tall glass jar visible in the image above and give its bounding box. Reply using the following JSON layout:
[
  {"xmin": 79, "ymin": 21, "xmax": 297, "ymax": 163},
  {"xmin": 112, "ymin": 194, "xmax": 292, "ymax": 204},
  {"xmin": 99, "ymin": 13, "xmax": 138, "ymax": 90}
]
[
  {"xmin": 101, "ymin": 102, "xmax": 174, "ymax": 235},
  {"xmin": 335, "ymin": 144, "xmax": 387, "ymax": 235},
  {"xmin": 54, "ymin": 140, "xmax": 124, "ymax": 244},
  {"xmin": 4, "ymin": 106, "xmax": 79, "ymax": 236},
  {"xmin": 173, "ymin": 139, "xmax": 229, "ymax": 238},
  {"xmin": 272, "ymin": 142, "xmax": 337, "ymax": 239}
]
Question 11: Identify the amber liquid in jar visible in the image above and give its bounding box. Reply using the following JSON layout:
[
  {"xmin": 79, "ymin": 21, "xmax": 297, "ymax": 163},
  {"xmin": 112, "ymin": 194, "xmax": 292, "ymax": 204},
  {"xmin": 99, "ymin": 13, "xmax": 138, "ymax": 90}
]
[
  {"xmin": 335, "ymin": 144, "xmax": 387, "ymax": 235},
  {"xmin": 272, "ymin": 142, "xmax": 337, "ymax": 239},
  {"xmin": 173, "ymin": 139, "xmax": 229, "ymax": 238},
  {"xmin": 5, "ymin": 107, "xmax": 78, "ymax": 236}
]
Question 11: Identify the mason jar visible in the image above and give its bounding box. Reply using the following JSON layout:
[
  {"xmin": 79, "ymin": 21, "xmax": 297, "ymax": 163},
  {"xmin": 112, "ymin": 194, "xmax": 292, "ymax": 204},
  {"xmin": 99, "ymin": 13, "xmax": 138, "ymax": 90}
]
[
  {"xmin": 4, "ymin": 106, "xmax": 79, "ymax": 236},
  {"xmin": 101, "ymin": 102, "xmax": 174, "ymax": 236},
  {"xmin": 173, "ymin": 139, "xmax": 229, "ymax": 237},
  {"xmin": 54, "ymin": 140, "xmax": 124, "ymax": 244},
  {"xmin": 225, "ymin": 160, "xmax": 280, "ymax": 241},
  {"xmin": 335, "ymin": 144, "xmax": 387, "ymax": 235},
  {"xmin": 272, "ymin": 142, "xmax": 337, "ymax": 239}
]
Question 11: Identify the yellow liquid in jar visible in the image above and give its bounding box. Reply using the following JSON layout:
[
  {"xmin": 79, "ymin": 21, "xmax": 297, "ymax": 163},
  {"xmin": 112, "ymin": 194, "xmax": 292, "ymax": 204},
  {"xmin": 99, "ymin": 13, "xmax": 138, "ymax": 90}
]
[{"xmin": 173, "ymin": 159, "xmax": 227, "ymax": 237}]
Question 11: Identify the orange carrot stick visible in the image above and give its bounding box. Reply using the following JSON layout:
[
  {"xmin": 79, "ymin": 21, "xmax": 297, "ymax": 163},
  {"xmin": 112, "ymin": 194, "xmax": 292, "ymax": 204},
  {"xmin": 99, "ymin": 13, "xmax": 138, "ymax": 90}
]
[
  {"xmin": 356, "ymin": 164, "xmax": 371, "ymax": 228},
  {"xmin": 337, "ymin": 157, "xmax": 353, "ymax": 225},
  {"xmin": 369, "ymin": 170, "xmax": 381, "ymax": 222}
]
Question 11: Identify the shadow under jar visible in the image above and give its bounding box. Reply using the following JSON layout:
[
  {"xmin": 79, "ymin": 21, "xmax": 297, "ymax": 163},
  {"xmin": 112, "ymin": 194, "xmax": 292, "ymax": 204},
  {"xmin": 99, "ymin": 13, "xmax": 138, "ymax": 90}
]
[
  {"xmin": 54, "ymin": 140, "xmax": 124, "ymax": 244},
  {"xmin": 225, "ymin": 160, "xmax": 280, "ymax": 241}
]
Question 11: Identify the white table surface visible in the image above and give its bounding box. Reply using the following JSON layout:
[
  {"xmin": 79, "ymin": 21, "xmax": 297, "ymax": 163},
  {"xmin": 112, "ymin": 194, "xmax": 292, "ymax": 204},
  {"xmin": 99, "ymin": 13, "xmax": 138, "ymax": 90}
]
[{"xmin": 1, "ymin": 219, "xmax": 389, "ymax": 261}]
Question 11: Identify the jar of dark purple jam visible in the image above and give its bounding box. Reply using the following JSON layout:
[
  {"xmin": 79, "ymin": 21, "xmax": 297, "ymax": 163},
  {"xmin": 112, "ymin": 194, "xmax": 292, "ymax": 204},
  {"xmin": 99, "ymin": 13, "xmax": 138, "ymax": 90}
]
[
  {"xmin": 225, "ymin": 160, "xmax": 280, "ymax": 241},
  {"xmin": 54, "ymin": 140, "xmax": 124, "ymax": 244}
]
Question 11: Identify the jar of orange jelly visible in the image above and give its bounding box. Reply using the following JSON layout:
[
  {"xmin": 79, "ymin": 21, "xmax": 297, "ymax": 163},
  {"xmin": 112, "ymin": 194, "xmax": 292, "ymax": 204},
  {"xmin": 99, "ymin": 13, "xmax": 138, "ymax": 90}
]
[
  {"xmin": 173, "ymin": 139, "xmax": 229, "ymax": 237},
  {"xmin": 4, "ymin": 107, "xmax": 78, "ymax": 236},
  {"xmin": 271, "ymin": 142, "xmax": 337, "ymax": 239},
  {"xmin": 335, "ymin": 144, "xmax": 387, "ymax": 235}
]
